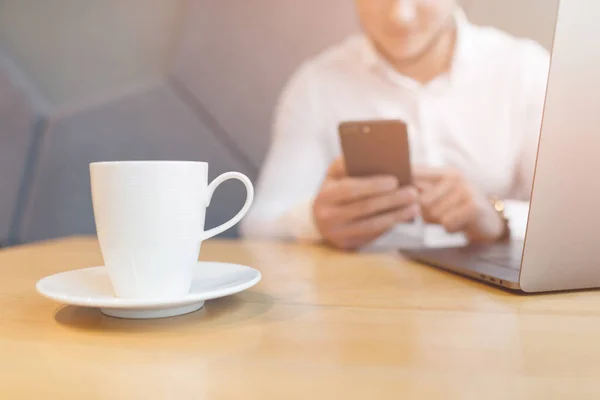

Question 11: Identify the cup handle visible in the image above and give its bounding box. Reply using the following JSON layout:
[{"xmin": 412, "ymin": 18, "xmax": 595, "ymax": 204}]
[{"xmin": 201, "ymin": 172, "xmax": 254, "ymax": 241}]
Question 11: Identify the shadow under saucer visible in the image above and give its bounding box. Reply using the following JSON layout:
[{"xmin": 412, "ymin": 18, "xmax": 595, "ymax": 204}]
[{"xmin": 54, "ymin": 290, "xmax": 275, "ymax": 333}]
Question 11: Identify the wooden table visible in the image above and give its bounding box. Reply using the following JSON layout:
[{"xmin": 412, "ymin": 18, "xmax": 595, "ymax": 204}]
[{"xmin": 1, "ymin": 236, "xmax": 600, "ymax": 399}]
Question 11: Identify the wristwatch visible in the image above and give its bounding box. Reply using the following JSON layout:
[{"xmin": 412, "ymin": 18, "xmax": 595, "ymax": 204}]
[{"xmin": 489, "ymin": 196, "xmax": 510, "ymax": 240}]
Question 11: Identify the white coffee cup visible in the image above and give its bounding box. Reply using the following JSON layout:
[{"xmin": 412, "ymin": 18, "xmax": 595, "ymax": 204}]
[{"xmin": 90, "ymin": 161, "xmax": 254, "ymax": 299}]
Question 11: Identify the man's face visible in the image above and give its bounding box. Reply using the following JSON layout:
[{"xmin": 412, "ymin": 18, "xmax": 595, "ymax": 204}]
[{"xmin": 355, "ymin": 0, "xmax": 457, "ymax": 63}]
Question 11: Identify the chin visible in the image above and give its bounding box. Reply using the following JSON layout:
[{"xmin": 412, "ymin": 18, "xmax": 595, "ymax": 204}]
[
  {"xmin": 379, "ymin": 38, "xmax": 429, "ymax": 63},
  {"xmin": 387, "ymin": 47, "xmax": 427, "ymax": 64}
]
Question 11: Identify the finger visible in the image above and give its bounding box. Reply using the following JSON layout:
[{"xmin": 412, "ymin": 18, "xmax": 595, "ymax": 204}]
[
  {"xmin": 420, "ymin": 178, "xmax": 455, "ymax": 206},
  {"xmin": 415, "ymin": 180, "xmax": 434, "ymax": 193},
  {"xmin": 440, "ymin": 202, "xmax": 475, "ymax": 233},
  {"xmin": 332, "ymin": 206, "xmax": 420, "ymax": 248},
  {"xmin": 322, "ymin": 176, "xmax": 399, "ymax": 204},
  {"xmin": 427, "ymin": 187, "xmax": 466, "ymax": 222},
  {"xmin": 338, "ymin": 187, "xmax": 419, "ymax": 222},
  {"xmin": 412, "ymin": 166, "xmax": 446, "ymax": 183},
  {"xmin": 327, "ymin": 158, "xmax": 347, "ymax": 179}
]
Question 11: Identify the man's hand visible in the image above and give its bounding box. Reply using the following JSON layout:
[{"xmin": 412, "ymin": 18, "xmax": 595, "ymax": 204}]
[
  {"xmin": 413, "ymin": 166, "xmax": 507, "ymax": 242},
  {"xmin": 313, "ymin": 158, "xmax": 420, "ymax": 250}
]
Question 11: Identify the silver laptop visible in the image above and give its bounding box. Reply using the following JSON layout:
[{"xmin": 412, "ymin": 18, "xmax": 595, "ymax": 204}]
[{"xmin": 403, "ymin": 0, "xmax": 600, "ymax": 293}]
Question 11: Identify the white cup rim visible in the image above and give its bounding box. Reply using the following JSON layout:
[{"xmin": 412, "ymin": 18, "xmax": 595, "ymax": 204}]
[{"xmin": 90, "ymin": 160, "xmax": 208, "ymax": 167}]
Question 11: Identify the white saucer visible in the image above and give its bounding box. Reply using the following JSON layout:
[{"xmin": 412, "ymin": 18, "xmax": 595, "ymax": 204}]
[{"xmin": 36, "ymin": 262, "xmax": 261, "ymax": 319}]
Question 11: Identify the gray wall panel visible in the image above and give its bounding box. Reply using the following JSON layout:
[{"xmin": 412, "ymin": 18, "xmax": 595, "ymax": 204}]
[
  {"xmin": 464, "ymin": 0, "xmax": 559, "ymax": 50},
  {"xmin": 0, "ymin": 56, "xmax": 41, "ymax": 244},
  {"xmin": 20, "ymin": 83, "xmax": 253, "ymax": 243},
  {"xmin": 0, "ymin": 0, "xmax": 185, "ymax": 109},
  {"xmin": 173, "ymin": 0, "xmax": 360, "ymax": 168}
]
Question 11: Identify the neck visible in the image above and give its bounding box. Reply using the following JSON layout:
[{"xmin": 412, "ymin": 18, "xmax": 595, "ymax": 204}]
[{"xmin": 377, "ymin": 19, "xmax": 457, "ymax": 84}]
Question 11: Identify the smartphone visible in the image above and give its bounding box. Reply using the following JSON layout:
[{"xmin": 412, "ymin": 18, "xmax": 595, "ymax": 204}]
[{"xmin": 338, "ymin": 119, "xmax": 412, "ymax": 186}]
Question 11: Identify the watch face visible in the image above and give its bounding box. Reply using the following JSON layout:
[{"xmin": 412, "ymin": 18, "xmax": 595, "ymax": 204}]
[
  {"xmin": 488, "ymin": 196, "xmax": 505, "ymax": 214},
  {"xmin": 495, "ymin": 201, "xmax": 505, "ymax": 213}
]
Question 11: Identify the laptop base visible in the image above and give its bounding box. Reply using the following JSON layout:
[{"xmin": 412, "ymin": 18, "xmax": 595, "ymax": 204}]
[{"xmin": 401, "ymin": 240, "xmax": 524, "ymax": 291}]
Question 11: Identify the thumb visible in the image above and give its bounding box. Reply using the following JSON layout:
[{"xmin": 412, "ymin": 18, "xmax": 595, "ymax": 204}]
[{"xmin": 327, "ymin": 157, "xmax": 347, "ymax": 179}]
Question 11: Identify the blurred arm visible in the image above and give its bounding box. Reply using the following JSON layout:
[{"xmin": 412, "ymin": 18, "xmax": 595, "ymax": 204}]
[{"xmin": 240, "ymin": 64, "xmax": 331, "ymax": 242}]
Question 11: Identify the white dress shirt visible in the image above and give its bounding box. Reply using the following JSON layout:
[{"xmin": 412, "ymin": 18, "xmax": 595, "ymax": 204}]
[{"xmin": 240, "ymin": 11, "xmax": 551, "ymax": 249}]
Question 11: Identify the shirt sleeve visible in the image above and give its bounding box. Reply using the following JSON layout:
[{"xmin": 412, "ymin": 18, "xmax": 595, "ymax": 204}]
[{"xmin": 239, "ymin": 63, "xmax": 331, "ymax": 242}]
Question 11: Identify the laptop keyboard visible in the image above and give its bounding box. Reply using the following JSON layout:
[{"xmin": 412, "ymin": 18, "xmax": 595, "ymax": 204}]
[{"xmin": 474, "ymin": 243, "xmax": 524, "ymax": 270}]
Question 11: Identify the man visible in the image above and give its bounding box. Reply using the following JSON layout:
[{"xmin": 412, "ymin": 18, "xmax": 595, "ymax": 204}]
[{"xmin": 240, "ymin": 0, "xmax": 550, "ymax": 251}]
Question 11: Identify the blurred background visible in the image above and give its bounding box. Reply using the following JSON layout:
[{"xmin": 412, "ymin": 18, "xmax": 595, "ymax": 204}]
[{"xmin": 0, "ymin": 0, "xmax": 558, "ymax": 246}]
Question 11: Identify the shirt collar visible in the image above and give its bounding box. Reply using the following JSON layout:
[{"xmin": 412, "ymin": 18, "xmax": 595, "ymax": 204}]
[{"xmin": 360, "ymin": 7, "xmax": 474, "ymax": 89}]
